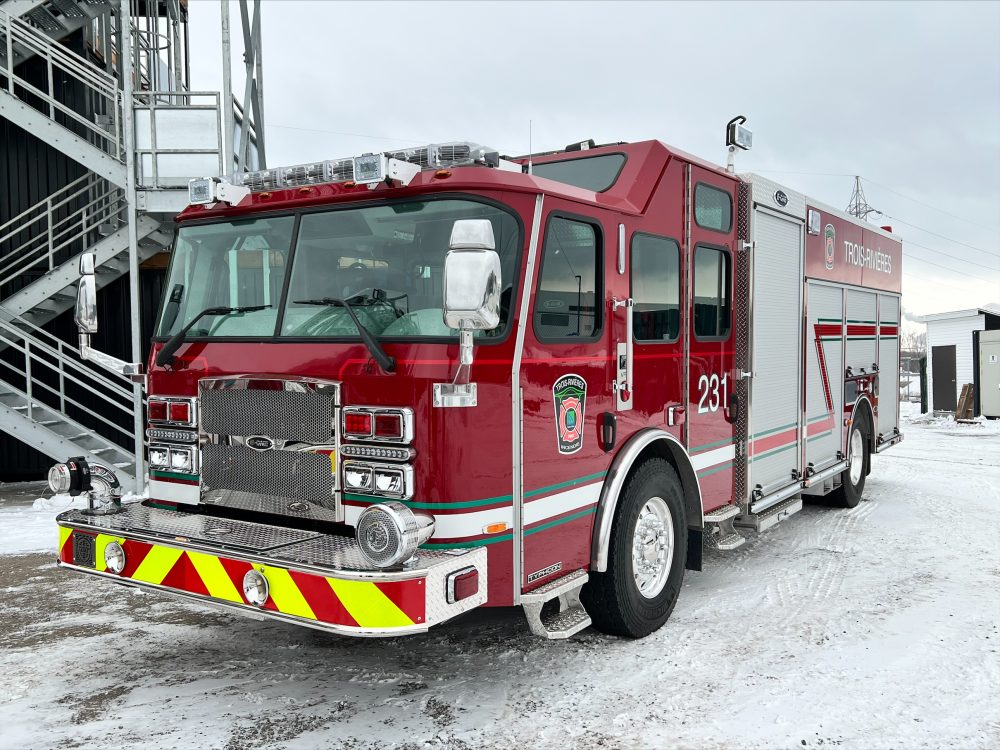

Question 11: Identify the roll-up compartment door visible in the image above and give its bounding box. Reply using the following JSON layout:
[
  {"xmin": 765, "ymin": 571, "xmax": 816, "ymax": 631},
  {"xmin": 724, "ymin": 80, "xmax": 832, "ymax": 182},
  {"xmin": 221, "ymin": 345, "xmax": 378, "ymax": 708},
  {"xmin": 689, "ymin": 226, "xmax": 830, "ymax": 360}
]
[
  {"xmin": 748, "ymin": 209, "xmax": 803, "ymax": 495},
  {"xmin": 878, "ymin": 295, "xmax": 901, "ymax": 439},
  {"xmin": 806, "ymin": 282, "xmax": 843, "ymax": 470}
]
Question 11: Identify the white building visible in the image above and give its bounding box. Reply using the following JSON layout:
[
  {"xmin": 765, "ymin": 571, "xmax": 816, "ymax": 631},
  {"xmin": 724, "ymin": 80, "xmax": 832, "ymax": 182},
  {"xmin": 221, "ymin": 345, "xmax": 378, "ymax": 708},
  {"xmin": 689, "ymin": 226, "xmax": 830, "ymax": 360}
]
[{"xmin": 918, "ymin": 304, "xmax": 1000, "ymax": 413}]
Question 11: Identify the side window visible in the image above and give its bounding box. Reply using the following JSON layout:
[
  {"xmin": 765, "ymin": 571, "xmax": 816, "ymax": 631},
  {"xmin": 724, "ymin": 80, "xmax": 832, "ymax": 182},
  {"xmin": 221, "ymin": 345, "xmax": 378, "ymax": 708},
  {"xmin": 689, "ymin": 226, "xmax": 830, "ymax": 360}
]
[
  {"xmin": 694, "ymin": 183, "xmax": 733, "ymax": 233},
  {"xmin": 693, "ymin": 246, "xmax": 731, "ymax": 339},
  {"xmin": 631, "ymin": 234, "xmax": 680, "ymax": 342},
  {"xmin": 534, "ymin": 217, "xmax": 601, "ymax": 340}
]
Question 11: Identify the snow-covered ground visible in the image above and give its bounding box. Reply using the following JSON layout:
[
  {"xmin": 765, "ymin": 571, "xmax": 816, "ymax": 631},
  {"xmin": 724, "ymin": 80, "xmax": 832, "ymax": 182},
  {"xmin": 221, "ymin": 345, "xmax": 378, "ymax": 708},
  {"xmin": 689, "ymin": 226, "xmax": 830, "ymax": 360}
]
[{"xmin": 0, "ymin": 403, "xmax": 997, "ymax": 749}]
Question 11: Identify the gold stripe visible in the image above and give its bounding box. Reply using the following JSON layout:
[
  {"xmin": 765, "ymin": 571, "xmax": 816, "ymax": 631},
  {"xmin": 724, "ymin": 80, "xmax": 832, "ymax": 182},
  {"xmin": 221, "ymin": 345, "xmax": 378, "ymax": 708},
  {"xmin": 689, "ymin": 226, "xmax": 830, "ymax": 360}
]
[
  {"xmin": 132, "ymin": 545, "xmax": 183, "ymax": 585},
  {"xmin": 187, "ymin": 550, "xmax": 243, "ymax": 603},
  {"xmin": 261, "ymin": 566, "xmax": 315, "ymax": 620},
  {"xmin": 327, "ymin": 578, "xmax": 414, "ymax": 628}
]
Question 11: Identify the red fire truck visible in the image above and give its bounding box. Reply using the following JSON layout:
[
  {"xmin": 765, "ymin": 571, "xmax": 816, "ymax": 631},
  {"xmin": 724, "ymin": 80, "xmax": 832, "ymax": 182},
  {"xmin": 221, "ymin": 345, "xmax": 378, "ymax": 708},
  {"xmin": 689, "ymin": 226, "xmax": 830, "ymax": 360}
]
[{"xmin": 50, "ymin": 128, "xmax": 903, "ymax": 639}]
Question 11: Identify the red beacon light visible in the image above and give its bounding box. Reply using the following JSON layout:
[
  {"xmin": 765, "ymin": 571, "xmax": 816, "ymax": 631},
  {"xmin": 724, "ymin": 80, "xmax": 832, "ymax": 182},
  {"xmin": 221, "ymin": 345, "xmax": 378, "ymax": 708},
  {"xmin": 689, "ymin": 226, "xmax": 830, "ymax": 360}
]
[
  {"xmin": 148, "ymin": 399, "xmax": 168, "ymax": 422},
  {"xmin": 168, "ymin": 401, "xmax": 191, "ymax": 424}
]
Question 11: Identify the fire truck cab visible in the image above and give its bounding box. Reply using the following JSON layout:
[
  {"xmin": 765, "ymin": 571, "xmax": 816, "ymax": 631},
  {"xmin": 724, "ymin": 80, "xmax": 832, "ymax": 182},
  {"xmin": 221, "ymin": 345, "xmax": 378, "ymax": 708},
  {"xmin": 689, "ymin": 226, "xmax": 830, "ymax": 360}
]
[{"xmin": 51, "ymin": 135, "xmax": 903, "ymax": 639}]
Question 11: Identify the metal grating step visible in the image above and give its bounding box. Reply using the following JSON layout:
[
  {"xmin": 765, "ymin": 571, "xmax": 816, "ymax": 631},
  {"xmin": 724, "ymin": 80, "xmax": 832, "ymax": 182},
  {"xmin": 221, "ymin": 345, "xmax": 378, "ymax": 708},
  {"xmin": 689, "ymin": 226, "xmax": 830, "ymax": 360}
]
[
  {"xmin": 704, "ymin": 504, "xmax": 740, "ymax": 524},
  {"xmin": 709, "ymin": 532, "xmax": 746, "ymax": 551},
  {"xmin": 521, "ymin": 568, "xmax": 589, "ymax": 603},
  {"xmin": 736, "ymin": 497, "xmax": 803, "ymax": 533},
  {"xmin": 540, "ymin": 605, "xmax": 592, "ymax": 640}
]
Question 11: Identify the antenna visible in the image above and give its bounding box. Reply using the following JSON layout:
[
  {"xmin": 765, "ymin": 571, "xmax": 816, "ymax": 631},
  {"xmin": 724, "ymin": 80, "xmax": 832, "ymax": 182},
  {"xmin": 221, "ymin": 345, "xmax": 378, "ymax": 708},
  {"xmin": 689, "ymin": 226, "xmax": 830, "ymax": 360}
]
[
  {"xmin": 528, "ymin": 120, "xmax": 533, "ymax": 175},
  {"xmin": 846, "ymin": 176, "xmax": 878, "ymax": 221}
]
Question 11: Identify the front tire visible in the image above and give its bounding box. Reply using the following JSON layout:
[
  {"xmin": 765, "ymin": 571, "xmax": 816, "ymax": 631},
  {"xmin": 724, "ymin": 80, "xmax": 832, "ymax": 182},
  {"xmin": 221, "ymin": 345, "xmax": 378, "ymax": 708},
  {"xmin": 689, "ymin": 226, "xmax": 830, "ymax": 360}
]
[
  {"xmin": 830, "ymin": 415, "xmax": 869, "ymax": 508},
  {"xmin": 582, "ymin": 458, "xmax": 687, "ymax": 638}
]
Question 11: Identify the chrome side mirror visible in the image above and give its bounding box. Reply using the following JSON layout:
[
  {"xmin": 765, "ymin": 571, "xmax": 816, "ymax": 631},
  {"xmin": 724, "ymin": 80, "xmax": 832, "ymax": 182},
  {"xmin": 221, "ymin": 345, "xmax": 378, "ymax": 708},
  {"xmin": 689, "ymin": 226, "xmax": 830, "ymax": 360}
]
[
  {"xmin": 75, "ymin": 252, "xmax": 98, "ymax": 335},
  {"xmin": 443, "ymin": 219, "xmax": 501, "ymax": 331},
  {"xmin": 434, "ymin": 219, "xmax": 501, "ymax": 408}
]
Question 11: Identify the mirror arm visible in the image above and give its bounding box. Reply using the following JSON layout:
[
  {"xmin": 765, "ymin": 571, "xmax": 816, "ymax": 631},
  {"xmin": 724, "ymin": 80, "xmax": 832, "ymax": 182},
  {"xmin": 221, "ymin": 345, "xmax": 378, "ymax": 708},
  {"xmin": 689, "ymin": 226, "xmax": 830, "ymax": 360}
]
[{"xmin": 78, "ymin": 334, "xmax": 146, "ymax": 386}]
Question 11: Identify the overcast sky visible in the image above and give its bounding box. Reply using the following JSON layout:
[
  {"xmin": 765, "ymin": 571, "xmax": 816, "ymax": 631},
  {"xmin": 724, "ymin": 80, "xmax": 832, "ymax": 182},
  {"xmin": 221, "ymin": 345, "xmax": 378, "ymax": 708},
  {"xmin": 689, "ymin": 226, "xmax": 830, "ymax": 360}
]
[{"xmin": 188, "ymin": 0, "xmax": 1000, "ymax": 327}]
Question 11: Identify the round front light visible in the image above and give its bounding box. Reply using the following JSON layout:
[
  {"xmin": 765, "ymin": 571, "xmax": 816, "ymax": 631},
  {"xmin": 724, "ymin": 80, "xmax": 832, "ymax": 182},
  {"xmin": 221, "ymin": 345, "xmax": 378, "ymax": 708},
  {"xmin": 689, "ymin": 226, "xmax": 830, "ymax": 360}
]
[
  {"xmin": 48, "ymin": 463, "xmax": 71, "ymax": 494},
  {"xmin": 356, "ymin": 501, "xmax": 434, "ymax": 569},
  {"xmin": 243, "ymin": 569, "xmax": 269, "ymax": 607},
  {"xmin": 104, "ymin": 541, "xmax": 126, "ymax": 574}
]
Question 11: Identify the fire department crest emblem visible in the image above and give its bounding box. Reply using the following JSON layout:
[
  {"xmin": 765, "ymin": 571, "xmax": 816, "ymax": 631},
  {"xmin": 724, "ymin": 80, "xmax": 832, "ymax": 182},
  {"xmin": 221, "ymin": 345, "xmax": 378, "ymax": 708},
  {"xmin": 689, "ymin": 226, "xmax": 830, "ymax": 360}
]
[
  {"xmin": 552, "ymin": 374, "xmax": 586, "ymax": 454},
  {"xmin": 824, "ymin": 223, "xmax": 836, "ymax": 270}
]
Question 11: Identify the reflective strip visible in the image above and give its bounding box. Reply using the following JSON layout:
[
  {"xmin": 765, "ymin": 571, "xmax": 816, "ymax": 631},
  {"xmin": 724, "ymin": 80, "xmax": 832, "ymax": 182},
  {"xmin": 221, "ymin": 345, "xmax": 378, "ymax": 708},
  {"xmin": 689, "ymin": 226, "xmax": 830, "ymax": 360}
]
[
  {"xmin": 327, "ymin": 578, "xmax": 413, "ymax": 628},
  {"xmin": 58, "ymin": 525, "xmax": 72, "ymax": 553},
  {"xmin": 188, "ymin": 550, "xmax": 243, "ymax": 603},
  {"xmin": 132, "ymin": 545, "xmax": 184, "ymax": 584},
  {"xmin": 262, "ymin": 565, "xmax": 316, "ymax": 620}
]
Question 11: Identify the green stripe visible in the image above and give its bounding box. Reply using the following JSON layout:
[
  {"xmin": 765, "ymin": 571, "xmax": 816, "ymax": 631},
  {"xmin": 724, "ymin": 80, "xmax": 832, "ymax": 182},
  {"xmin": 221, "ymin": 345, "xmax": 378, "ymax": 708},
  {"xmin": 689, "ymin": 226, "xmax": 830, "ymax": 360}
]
[
  {"xmin": 818, "ymin": 318, "xmax": 843, "ymax": 323},
  {"xmin": 807, "ymin": 430, "xmax": 833, "ymax": 442},
  {"xmin": 145, "ymin": 501, "xmax": 177, "ymax": 510},
  {"xmin": 697, "ymin": 461, "xmax": 733, "ymax": 478},
  {"xmin": 848, "ymin": 336, "xmax": 877, "ymax": 340},
  {"xmin": 880, "ymin": 335, "xmax": 898, "ymax": 339},
  {"xmin": 808, "ymin": 413, "xmax": 832, "ymax": 423},
  {"xmin": 524, "ymin": 471, "xmax": 606, "ymax": 499},
  {"xmin": 847, "ymin": 319, "xmax": 876, "ymax": 324},
  {"xmin": 525, "ymin": 507, "xmax": 597, "ymax": 536},
  {"xmin": 421, "ymin": 534, "xmax": 513, "ymax": 550},
  {"xmin": 345, "ymin": 471, "xmax": 606, "ymax": 511},
  {"xmin": 150, "ymin": 469, "xmax": 198, "ymax": 482},
  {"xmin": 751, "ymin": 422, "xmax": 797, "ymax": 439},
  {"xmin": 750, "ymin": 443, "xmax": 797, "ymax": 462},
  {"xmin": 690, "ymin": 436, "xmax": 735, "ymax": 453},
  {"xmin": 343, "ymin": 493, "xmax": 511, "ymax": 510},
  {"xmin": 819, "ymin": 336, "xmax": 841, "ymax": 341}
]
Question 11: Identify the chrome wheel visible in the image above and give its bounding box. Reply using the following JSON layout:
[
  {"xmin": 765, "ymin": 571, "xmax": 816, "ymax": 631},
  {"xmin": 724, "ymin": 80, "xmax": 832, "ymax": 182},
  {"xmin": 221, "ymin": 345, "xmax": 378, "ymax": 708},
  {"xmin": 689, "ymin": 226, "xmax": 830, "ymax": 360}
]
[
  {"xmin": 849, "ymin": 428, "xmax": 864, "ymax": 486},
  {"xmin": 631, "ymin": 496, "xmax": 674, "ymax": 599}
]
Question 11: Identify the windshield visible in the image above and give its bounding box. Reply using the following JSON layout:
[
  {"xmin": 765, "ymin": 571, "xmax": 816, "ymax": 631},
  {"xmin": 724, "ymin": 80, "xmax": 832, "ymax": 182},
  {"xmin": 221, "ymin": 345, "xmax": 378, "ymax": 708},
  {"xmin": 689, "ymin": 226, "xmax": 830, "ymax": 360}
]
[{"xmin": 156, "ymin": 198, "xmax": 522, "ymax": 340}]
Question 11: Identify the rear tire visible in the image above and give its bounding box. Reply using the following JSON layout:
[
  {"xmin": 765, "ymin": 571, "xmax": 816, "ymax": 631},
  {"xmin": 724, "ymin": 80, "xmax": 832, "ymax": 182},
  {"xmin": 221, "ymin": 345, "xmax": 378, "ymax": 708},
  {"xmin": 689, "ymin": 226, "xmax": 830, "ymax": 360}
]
[
  {"xmin": 582, "ymin": 458, "xmax": 687, "ymax": 638},
  {"xmin": 830, "ymin": 414, "xmax": 869, "ymax": 508}
]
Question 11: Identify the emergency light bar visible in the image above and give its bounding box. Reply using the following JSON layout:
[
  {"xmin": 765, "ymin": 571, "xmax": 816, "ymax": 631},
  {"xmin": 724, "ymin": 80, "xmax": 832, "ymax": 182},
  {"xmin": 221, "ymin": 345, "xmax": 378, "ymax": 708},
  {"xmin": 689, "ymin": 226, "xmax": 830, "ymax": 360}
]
[{"xmin": 188, "ymin": 141, "xmax": 520, "ymax": 203}]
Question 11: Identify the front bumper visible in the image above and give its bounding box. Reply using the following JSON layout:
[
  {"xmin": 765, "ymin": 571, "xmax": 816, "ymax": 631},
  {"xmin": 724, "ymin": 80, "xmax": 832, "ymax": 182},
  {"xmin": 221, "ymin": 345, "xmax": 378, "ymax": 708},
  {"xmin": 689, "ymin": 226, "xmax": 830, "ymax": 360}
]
[{"xmin": 56, "ymin": 504, "xmax": 486, "ymax": 637}]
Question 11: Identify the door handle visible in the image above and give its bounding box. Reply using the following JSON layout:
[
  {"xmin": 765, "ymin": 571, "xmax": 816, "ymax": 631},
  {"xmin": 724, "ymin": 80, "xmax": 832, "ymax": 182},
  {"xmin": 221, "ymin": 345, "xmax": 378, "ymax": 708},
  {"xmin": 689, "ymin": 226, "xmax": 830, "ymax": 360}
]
[{"xmin": 667, "ymin": 405, "xmax": 685, "ymax": 426}]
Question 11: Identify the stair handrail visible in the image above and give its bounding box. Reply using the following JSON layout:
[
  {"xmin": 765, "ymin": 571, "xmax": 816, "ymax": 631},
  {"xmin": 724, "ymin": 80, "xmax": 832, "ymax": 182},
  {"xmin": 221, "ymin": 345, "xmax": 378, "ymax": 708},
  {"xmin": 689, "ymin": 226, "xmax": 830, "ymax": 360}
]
[
  {"xmin": 0, "ymin": 317, "xmax": 137, "ymax": 451},
  {"xmin": 0, "ymin": 8, "xmax": 122, "ymax": 159},
  {"xmin": 0, "ymin": 175, "xmax": 125, "ymax": 290}
]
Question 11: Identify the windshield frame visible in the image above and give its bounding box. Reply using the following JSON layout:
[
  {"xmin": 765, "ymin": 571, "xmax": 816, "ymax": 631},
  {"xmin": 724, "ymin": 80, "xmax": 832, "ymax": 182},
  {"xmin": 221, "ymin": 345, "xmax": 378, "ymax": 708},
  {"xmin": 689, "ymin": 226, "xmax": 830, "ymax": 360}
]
[{"xmin": 152, "ymin": 192, "xmax": 526, "ymax": 347}]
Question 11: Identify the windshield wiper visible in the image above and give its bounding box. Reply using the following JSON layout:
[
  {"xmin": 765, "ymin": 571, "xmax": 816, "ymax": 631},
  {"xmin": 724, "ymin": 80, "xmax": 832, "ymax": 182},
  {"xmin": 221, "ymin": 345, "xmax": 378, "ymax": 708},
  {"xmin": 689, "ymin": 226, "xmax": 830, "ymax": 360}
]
[
  {"xmin": 294, "ymin": 297, "xmax": 396, "ymax": 373},
  {"xmin": 156, "ymin": 305, "xmax": 269, "ymax": 367}
]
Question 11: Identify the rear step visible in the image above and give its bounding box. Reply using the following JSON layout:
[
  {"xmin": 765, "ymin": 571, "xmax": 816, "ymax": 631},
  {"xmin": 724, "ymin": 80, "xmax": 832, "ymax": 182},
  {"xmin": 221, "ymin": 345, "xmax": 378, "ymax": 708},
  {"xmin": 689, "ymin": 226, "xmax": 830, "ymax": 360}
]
[
  {"xmin": 736, "ymin": 497, "xmax": 803, "ymax": 533},
  {"xmin": 704, "ymin": 503, "xmax": 746, "ymax": 550},
  {"xmin": 521, "ymin": 569, "xmax": 591, "ymax": 639}
]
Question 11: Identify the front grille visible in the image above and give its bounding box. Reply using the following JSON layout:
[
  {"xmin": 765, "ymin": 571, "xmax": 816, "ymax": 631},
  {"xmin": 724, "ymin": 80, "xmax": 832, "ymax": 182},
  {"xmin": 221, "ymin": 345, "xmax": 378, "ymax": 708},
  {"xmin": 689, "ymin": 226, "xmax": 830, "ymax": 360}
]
[
  {"xmin": 200, "ymin": 387, "xmax": 333, "ymax": 443},
  {"xmin": 201, "ymin": 444, "xmax": 335, "ymax": 508}
]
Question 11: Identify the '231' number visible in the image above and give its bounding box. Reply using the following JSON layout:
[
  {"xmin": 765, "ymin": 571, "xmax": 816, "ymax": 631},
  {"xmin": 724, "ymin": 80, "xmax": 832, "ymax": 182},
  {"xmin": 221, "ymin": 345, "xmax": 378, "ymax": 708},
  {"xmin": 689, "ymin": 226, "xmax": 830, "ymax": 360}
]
[{"xmin": 697, "ymin": 373, "xmax": 728, "ymax": 413}]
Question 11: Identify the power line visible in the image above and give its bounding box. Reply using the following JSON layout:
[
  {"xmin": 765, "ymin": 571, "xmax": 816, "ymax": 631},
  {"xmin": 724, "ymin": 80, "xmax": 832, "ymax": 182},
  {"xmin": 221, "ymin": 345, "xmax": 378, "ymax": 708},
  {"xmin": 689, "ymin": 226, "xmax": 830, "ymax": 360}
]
[
  {"xmin": 878, "ymin": 213, "xmax": 1000, "ymax": 260},
  {"xmin": 904, "ymin": 251, "xmax": 992, "ymax": 279},
  {"xmin": 861, "ymin": 177, "xmax": 999, "ymax": 232}
]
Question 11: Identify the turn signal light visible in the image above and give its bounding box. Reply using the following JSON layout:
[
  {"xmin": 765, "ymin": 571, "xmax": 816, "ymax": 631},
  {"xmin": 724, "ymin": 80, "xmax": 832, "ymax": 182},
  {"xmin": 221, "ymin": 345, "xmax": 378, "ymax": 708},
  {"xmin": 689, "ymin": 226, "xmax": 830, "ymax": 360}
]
[
  {"xmin": 148, "ymin": 400, "xmax": 167, "ymax": 422},
  {"xmin": 344, "ymin": 411, "xmax": 373, "ymax": 437},
  {"xmin": 168, "ymin": 401, "xmax": 191, "ymax": 424}
]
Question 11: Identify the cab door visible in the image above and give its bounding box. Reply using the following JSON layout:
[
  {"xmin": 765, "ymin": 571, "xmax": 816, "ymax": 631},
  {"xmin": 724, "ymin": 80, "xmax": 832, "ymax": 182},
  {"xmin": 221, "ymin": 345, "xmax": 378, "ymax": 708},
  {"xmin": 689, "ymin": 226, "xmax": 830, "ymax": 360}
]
[
  {"xmin": 685, "ymin": 169, "xmax": 738, "ymax": 510},
  {"xmin": 519, "ymin": 206, "xmax": 616, "ymax": 592}
]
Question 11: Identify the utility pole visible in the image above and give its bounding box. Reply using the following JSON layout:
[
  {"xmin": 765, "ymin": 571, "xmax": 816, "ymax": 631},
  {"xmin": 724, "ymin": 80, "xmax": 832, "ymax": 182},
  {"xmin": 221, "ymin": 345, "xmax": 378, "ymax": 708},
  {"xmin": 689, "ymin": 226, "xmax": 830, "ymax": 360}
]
[{"xmin": 846, "ymin": 175, "xmax": 878, "ymax": 221}]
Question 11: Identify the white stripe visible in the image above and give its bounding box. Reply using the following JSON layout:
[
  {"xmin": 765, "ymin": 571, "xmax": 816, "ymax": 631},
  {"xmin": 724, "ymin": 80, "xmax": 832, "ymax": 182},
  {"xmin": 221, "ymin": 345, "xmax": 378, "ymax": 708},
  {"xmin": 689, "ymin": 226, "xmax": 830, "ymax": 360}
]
[
  {"xmin": 149, "ymin": 478, "xmax": 200, "ymax": 505},
  {"xmin": 690, "ymin": 444, "xmax": 736, "ymax": 471},
  {"xmin": 524, "ymin": 482, "xmax": 601, "ymax": 526}
]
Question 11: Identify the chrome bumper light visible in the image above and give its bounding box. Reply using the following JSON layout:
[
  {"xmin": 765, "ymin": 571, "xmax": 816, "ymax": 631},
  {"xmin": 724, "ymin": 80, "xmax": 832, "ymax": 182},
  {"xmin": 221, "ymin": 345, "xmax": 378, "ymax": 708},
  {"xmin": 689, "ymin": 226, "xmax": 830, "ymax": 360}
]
[
  {"xmin": 243, "ymin": 569, "xmax": 269, "ymax": 607},
  {"xmin": 104, "ymin": 541, "xmax": 126, "ymax": 574},
  {"xmin": 356, "ymin": 501, "xmax": 434, "ymax": 569}
]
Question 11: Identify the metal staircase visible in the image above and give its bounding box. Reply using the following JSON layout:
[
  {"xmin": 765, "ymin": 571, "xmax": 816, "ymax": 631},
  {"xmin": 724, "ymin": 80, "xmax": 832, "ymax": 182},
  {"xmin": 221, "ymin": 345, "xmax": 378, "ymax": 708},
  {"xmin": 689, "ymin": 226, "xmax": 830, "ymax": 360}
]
[{"xmin": 0, "ymin": 0, "xmax": 230, "ymax": 490}]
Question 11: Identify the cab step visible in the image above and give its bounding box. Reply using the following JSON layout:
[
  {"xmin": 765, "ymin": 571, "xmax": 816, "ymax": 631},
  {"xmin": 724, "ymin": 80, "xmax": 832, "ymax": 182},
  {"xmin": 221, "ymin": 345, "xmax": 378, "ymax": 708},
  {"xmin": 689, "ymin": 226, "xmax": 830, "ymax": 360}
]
[
  {"xmin": 736, "ymin": 497, "xmax": 803, "ymax": 533},
  {"xmin": 521, "ymin": 569, "xmax": 591, "ymax": 640},
  {"xmin": 704, "ymin": 503, "xmax": 746, "ymax": 550}
]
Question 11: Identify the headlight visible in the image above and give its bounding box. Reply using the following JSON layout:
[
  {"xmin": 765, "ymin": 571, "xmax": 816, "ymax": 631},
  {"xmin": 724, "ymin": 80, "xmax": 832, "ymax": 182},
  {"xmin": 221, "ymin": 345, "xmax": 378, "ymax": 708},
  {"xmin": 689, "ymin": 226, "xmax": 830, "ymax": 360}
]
[
  {"xmin": 344, "ymin": 465, "xmax": 373, "ymax": 490},
  {"xmin": 242, "ymin": 569, "xmax": 269, "ymax": 607},
  {"xmin": 374, "ymin": 468, "xmax": 403, "ymax": 494},
  {"xmin": 356, "ymin": 501, "xmax": 434, "ymax": 569},
  {"xmin": 104, "ymin": 541, "xmax": 126, "ymax": 574},
  {"xmin": 149, "ymin": 448, "xmax": 169, "ymax": 468},
  {"xmin": 169, "ymin": 448, "xmax": 192, "ymax": 471}
]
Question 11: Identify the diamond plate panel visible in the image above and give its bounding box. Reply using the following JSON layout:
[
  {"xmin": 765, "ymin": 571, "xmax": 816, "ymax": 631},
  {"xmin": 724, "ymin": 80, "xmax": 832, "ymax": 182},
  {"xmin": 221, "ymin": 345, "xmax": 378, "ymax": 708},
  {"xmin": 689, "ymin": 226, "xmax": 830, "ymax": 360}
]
[
  {"xmin": 734, "ymin": 181, "xmax": 752, "ymax": 507},
  {"xmin": 60, "ymin": 505, "xmax": 319, "ymax": 552}
]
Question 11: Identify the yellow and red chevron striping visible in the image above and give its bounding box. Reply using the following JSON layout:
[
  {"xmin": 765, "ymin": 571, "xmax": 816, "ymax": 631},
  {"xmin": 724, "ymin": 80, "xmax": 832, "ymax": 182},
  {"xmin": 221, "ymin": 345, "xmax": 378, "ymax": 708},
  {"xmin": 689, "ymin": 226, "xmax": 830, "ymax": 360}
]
[{"xmin": 58, "ymin": 527, "xmax": 424, "ymax": 630}]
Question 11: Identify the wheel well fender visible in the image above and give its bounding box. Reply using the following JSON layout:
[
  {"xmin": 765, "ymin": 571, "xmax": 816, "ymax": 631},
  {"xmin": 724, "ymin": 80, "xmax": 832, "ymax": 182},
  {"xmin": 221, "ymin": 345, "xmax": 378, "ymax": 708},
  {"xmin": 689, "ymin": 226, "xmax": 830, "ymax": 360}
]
[{"xmin": 591, "ymin": 428, "xmax": 703, "ymax": 573}]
